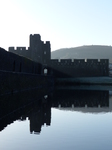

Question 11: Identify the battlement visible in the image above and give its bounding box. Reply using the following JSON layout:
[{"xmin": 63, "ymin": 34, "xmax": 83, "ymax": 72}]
[
  {"xmin": 51, "ymin": 59, "xmax": 109, "ymax": 66},
  {"xmin": 50, "ymin": 58, "xmax": 109, "ymax": 77},
  {"xmin": 9, "ymin": 47, "xmax": 31, "ymax": 60},
  {"xmin": 30, "ymin": 34, "xmax": 41, "ymax": 40},
  {"xmin": 9, "ymin": 47, "xmax": 29, "ymax": 51}
]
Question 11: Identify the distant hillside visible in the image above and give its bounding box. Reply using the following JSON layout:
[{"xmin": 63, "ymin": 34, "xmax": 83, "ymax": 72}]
[{"xmin": 51, "ymin": 45, "xmax": 112, "ymax": 63}]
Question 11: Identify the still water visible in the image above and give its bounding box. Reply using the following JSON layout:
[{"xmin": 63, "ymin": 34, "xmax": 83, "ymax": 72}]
[{"xmin": 0, "ymin": 87, "xmax": 112, "ymax": 150}]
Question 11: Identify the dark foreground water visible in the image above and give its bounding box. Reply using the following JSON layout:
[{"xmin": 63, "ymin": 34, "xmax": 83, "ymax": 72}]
[{"xmin": 0, "ymin": 87, "xmax": 112, "ymax": 150}]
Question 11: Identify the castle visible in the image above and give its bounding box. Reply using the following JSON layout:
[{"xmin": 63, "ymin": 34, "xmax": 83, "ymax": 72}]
[{"xmin": 9, "ymin": 34, "xmax": 109, "ymax": 77}]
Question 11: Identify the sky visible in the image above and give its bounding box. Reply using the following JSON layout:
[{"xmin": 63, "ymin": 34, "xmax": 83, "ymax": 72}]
[{"xmin": 0, "ymin": 0, "xmax": 112, "ymax": 51}]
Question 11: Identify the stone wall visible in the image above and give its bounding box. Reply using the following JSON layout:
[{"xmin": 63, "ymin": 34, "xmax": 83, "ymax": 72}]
[
  {"xmin": 0, "ymin": 47, "xmax": 41, "ymax": 74},
  {"xmin": 50, "ymin": 59, "xmax": 109, "ymax": 77},
  {"xmin": 0, "ymin": 71, "xmax": 53, "ymax": 95},
  {"xmin": 9, "ymin": 47, "xmax": 31, "ymax": 60},
  {"xmin": 0, "ymin": 47, "xmax": 53, "ymax": 95}
]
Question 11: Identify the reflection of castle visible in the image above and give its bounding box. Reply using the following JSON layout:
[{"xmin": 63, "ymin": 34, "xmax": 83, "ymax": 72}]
[
  {"xmin": 52, "ymin": 89, "xmax": 109, "ymax": 108},
  {"xmin": 0, "ymin": 89, "xmax": 111, "ymax": 134},
  {"xmin": 9, "ymin": 34, "xmax": 109, "ymax": 77},
  {"xmin": 52, "ymin": 89, "xmax": 111, "ymax": 113}
]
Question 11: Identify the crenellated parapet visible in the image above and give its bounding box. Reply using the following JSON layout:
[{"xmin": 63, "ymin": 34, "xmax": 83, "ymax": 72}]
[
  {"xmin": 51, "ymin": 59, "xmax": 108, "ymax": 66},
  {"xmin": 50, "ymin": 59, "xmax": 109, "ymax": 77},
  {"xmin": 9, "ymin": 47, "xmax": 31, "ymax": 60}
]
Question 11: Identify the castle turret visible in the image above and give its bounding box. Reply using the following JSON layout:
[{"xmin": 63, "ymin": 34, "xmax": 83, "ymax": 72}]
[
  {"xmin": 30, "ymin": 34, "xmax": 43, "ymax": 63},
  {"xmin": 30, "ymin": 34, "xmax": 51, "ymax": 65}
]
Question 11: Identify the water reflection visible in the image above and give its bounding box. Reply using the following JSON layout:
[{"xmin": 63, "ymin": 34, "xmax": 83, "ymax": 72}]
[
  {"xmin": 27, "ymin": 98, "xmax": 51, "ymax": 134},
  {"xmin": 52, "ymin": 89, "xmax": 109, "ymax": 108},
  {"xmin": 0, "ymin": 87, "xmax": 111, "ymax": 135}
]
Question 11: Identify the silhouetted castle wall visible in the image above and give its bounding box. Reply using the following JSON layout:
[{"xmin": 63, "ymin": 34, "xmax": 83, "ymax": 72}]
[
  {"xmin": 0, "ymin": 47, "xmax": 41, "ymax": 74},
  {"xmin": 51, "ymin": 59, "xmax": 109, "ymax": 77},
  {"xmin": 9, "ymin": 34, "xmax": 109, "ymax": 77},
  {"xmin": 0, "ymin": 47, "xmax": 53, "ymax": 95}
]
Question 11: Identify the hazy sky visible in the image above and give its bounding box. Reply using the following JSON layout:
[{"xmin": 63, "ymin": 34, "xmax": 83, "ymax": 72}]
[{"xmin": 0, "ymin": 0, "xmax": 112, "ymax": 51}]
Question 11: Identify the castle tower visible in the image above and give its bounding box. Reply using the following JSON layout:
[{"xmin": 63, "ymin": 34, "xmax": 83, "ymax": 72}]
[
  {"xmin": 30, "ymin": 34, "xmax": 43, "ymax": 63},
  {"xmin": 30, "ymin": 34, "xmax": 51, "ymax": 65}
]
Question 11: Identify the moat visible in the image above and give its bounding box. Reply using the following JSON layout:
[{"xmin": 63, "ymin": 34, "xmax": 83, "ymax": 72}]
[{"xmin": 0, "ymin": 87, "xmax": 112, "ymax": 150}]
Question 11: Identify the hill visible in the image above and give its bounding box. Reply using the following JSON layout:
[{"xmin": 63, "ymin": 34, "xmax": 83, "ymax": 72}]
[{"xmin": 51, "ymin": 45, "xmax": 112, "ymax": 63}]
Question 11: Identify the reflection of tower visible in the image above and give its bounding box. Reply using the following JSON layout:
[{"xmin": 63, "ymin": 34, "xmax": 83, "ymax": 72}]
[
  {"xmin": 29, "ymin": 101, "xmax": 51, "ymax": 134},
  {"xmin": 29, "ymin": 110, "xmax": 43, "ymax": 133}
]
